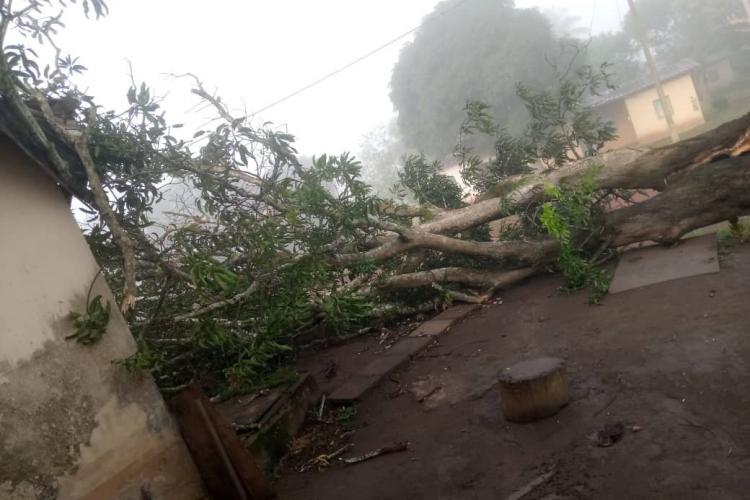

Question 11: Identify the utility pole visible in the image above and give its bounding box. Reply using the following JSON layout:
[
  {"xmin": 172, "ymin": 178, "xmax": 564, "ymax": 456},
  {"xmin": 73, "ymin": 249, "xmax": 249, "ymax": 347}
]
[{"xmin": 626, "ymin": 0, "xmax": 680, "ymax": 143}]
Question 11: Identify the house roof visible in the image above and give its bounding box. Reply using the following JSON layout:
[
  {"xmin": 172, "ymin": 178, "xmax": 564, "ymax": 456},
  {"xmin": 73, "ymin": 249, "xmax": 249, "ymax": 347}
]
[
  {"xmin": 588, "ymin": 59, "xmax": 701, "ymax": 108},
  {"xmin": 0, "ymin": 98, "xmax": 88, "ymax": 197}
]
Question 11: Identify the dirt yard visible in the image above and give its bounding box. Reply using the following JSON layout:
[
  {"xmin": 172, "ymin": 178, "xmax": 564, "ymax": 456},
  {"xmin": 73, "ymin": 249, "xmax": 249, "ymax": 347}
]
[{"xmin": 276, "ymin": 244, "xmax": 750, "ymax": 500}]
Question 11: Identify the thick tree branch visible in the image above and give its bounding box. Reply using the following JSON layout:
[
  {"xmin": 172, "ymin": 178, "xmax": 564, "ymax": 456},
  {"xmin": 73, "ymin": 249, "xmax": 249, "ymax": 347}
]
[
  {"xmin": 604, "ymin": 154, "xmax": 750, "ymax": 246},
  {"xmin": 30, "ymin": 93, "xmax": 139, "ymax": 312},
  {"xmin": 378, "ymin": 267, "xmax": 536, "ymax": 291},
  {"xmin": 354, "ymin": 113, "xmax": 750, "ymax": 260},
  {"xmin": 173, "ymin": 283, "xmax": 259, "ymax": 322},
  {"xmin": 337, "ymin": 216, "xmax": 559, "ymax": 265}
]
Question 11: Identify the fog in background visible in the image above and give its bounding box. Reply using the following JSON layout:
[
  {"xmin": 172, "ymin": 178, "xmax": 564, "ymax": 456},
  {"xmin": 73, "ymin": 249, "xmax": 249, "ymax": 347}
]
[
  {"xmin": 57, "ymin": 0, "xmax": 626, "ymax": 156},
  {"xmin": 57, "ymin": 0, "xmax": 750, "ymax": 205}
]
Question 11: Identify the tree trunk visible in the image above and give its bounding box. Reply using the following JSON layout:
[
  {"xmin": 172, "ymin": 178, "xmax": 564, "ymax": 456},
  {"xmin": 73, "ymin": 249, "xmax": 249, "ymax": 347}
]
[
  {"xmin": 356, "ymin": 113, "xmax": 750, "ymax": 261},
  {"xmin": 605, "ymin": 154, "xmax": 750, "ymax": 246},
  {"xmin": 347, "ymin": 115, "xmax": 750, "ymax": 299}
]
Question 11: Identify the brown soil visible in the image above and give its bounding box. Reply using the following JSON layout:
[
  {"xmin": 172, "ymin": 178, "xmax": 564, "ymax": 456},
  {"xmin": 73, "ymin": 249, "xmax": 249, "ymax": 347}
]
[{"xmin": 276, "ymin": 244, "xmax": 750, "ymax": 500}]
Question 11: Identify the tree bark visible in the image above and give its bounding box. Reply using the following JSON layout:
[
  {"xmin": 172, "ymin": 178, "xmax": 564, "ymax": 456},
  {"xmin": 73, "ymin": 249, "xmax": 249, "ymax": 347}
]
[
  {"xmin": 605, "ymin": 154, "xmax": 750, "ymax": 246},
  {"xmin": 377, "ymin": 267, "xmax": 537, "ymax": 291},
  {"xmin": 345, "ymin": 117, "xmax": 750, "ymax": 301},
  {"xmin": 349, "ymin": 113, "xmax": 750, "ymax": 264}
]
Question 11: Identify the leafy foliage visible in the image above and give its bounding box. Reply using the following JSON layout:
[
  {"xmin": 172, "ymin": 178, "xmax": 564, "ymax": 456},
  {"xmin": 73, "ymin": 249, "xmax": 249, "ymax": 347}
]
[
  {"xmin": 66, "ymin": 295, "xmax": 112, "ymax": 345},
  {"xmin": 518, "ymin": 64, "xmax": 617, "ymax": 166},
  {"xmin": 455, "ymin": 101, "xmax": 536, "ymax": 193},
  {"xmin": 335, "ymin": 405, "xmax": 357, "ymax": 430},
  {"xmin": 540, "ymin": 172, "xmax": 610, "ymax": 304},
  {"xmin": 0, "ymin": 0, "xmax": 397, "ymax": 394},
  {"xmin": 718, "ymin": 218, "xmax": 750, "ymax": 253},
  {"xmin": 398, "ymin": 154, "xmax": 464, "ymax": 209},
  {"xmin": 0, "ymin": 0, "xmax": 625, "ymax": 397},
  {"xmin": 456, "ymin": 60, "xmax": 617, "ymax": 194}
]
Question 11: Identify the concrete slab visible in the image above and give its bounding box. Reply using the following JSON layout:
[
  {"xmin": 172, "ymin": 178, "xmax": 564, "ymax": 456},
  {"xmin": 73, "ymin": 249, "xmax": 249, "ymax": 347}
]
[
  {"xmin": 328, "ymin": 374, "xmax": 383, "ymax": 403},
  {"xmin": 609, "ymin": 235, "xmax": 720, "ymax": 294},
  {"xmin": 329, "ymin": 337, "xmax": 433, "ymax": 402},
  {"xmin": 383, "ymin": 336, "xmax": 434, "ymax": 358},
  {"xmin": 410, "ymin": 305, "xmax": 479, "ymax": 337},
  {"xmin": 329, "ymin": 305, "xmax": 478, "ymax": 403},
  {"xmin": 433, "ymin": 303, "xmax": 480, "ymax": 320},
  {"xmin": 410, "ymin": 319, "xmax": 454, "ymax": 338}
]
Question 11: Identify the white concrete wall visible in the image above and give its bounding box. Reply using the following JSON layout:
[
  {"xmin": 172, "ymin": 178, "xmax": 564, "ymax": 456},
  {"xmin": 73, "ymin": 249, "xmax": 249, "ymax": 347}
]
[{"xmin": 0, "ymin": 136, "xmax": 205, "ymax": 499}]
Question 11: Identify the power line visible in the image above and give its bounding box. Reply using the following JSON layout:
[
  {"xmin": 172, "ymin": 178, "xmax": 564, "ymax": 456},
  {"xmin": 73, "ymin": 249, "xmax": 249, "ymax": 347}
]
[
  {"xmin": 588, "ymin": 0, "xmax": 598, "ymax": 39},
  {"xmin": 250, "ymin": 0, "xmax": 473, "ymax": 117}
]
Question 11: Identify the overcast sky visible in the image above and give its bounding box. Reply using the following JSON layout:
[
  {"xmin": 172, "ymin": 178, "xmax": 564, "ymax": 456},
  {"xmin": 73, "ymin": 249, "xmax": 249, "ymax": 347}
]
[{"xmin": 59, "ymin": 0, "xmax": 629, "ymax": 157}]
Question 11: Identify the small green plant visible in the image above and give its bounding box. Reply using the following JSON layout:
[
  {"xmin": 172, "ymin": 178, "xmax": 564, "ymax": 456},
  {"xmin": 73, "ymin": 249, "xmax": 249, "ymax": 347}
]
[
  {"xmin": 540, "ymin": 172, "xmax": 610, "ymax": 304},
  {"xmin": 335, "ymin": 405, "xmax": 357, "ymax": 429},
  {"xmin": 718, "ymin": 219, "xmax": 750, "ymax": 253},
  {"xmin": 67, "ymin": 295, "xmax": 112, "ymax": 345}
]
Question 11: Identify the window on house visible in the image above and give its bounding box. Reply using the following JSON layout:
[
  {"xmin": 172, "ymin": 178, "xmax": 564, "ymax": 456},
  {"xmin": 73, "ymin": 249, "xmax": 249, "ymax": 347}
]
[{"xmin": 653, "ymin": 96, "xmax": 673, "ymax": 120}]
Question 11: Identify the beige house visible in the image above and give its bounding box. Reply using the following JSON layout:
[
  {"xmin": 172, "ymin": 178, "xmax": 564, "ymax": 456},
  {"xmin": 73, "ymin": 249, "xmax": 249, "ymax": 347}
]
[
  {"xmin": 0, "ymin": 130, "xmax": 205, "ymax": 497},
  {"xmin": 592, "ymin": 59, "xmax": 706, "ymax": 149}
]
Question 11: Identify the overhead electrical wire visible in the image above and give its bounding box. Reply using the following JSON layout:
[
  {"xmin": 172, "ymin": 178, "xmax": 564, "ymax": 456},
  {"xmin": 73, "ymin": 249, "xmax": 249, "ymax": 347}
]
[
  {"xmin": 250, "ymin": 0, "xmax": 474, "ymax": 117},
  {"xmin": 588, "ymin": 0, "xmax": 599, "ymax": 39}
]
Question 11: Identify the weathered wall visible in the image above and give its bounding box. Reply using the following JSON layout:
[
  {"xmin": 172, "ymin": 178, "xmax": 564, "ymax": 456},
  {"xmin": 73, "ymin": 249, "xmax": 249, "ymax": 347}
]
[
  {"xmin": 0, "ymin": 136, "xmax": 205, "ymax": 500},
  {"xmin": 624, "ymin": 74, "xmax": 706, "ymax": 144}
]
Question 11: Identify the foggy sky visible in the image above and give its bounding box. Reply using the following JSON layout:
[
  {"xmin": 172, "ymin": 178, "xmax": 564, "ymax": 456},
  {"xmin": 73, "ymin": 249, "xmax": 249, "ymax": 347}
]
[{"xmin": 59, "ymin": 0, "xmax": 628, "ymax": 157}]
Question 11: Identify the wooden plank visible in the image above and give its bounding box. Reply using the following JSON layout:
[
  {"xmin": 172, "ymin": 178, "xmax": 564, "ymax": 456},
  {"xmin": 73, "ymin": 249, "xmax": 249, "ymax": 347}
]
[{"xmin": 170, "ymin": 386, "xmax": 275, "ymax": 500}]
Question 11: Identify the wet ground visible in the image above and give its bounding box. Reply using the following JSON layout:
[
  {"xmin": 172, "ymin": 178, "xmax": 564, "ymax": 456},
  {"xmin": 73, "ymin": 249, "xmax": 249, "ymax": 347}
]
[{"xmin": 277, "ymin": 244, "xmax": 750, "ymax": 500}]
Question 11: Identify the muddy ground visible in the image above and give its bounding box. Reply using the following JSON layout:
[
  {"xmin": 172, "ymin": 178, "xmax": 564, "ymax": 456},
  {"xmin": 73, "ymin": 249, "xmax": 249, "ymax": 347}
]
[{"xmin": 276, "ymin": 244, "xmax": 750, "ymax": 500}]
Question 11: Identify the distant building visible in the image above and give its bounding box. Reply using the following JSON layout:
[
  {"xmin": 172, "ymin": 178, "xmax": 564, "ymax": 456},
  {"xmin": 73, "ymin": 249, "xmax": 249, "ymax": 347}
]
[{"xmin": 590, "ymin": 59, "xmax": 706, "ymax": 149}]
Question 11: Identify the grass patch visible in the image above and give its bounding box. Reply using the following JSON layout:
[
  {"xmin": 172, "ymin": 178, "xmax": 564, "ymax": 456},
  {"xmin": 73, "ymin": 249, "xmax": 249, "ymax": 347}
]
[{"xmin": 718, "ymin": 219, "xmax": 750, "ymax": 254}]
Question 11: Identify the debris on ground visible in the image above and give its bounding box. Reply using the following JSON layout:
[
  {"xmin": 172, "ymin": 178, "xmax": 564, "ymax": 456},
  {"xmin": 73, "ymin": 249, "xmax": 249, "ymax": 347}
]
[
  {"xmin": 299, "ymin": 443, "xmax": 354, "ymax": 472},
  {"xmin": 504, "ymin": 469, "xmax": 556, "ymax": 500},
  {"xmin": 417, "ymin": 384, "xmax": 443, "ymax": 403},
  {"xmin": 323, "ymin": 360, "xmax": 338, "ymax": 379},
  {"xmin": 342, "ymin": 441, "xmax": 410, "ymax": 465},
  {"xmin": 591, "ymin": 422, "xmax": 625, "ymax": 447},
  {"xmin": 232, "ymin": 422, "xmax": 261, "ymax": 435},
  {"xmin": 409, "ymin": 377, "xmax": 444, "ymax": 405},
  {"xmin": 316, "ymin": 395, "xmax": 327, "ymax": 421},
  {"xmin": 279, "ymin": 405, "xmax": 355, "ymax": 474}
]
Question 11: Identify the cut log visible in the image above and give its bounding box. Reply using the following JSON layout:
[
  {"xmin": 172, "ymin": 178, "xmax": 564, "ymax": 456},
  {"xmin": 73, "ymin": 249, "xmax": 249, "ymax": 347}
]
[{"xmin": 499, "ymin": 357, "xmax": 569, "ymax": 423}]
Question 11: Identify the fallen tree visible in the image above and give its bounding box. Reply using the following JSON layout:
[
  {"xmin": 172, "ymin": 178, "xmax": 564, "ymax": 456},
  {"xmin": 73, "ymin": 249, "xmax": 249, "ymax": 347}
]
[{"xmin": 2, "ymin": 1, "xmax": 750, "ymax": 394}]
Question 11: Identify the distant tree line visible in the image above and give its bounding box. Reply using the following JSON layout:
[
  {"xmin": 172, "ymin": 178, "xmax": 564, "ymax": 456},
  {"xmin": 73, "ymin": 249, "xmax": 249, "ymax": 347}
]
[{"xmin": 388, "ymin": 0, "xmax": 750, "ymax": 158}]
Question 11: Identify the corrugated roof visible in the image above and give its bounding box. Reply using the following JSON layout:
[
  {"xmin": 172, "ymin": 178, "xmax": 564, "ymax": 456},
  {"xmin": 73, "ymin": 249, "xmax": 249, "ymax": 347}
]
[{"xmin": 588, "ymin": 59, "xmax": 701, "ymax": 108}]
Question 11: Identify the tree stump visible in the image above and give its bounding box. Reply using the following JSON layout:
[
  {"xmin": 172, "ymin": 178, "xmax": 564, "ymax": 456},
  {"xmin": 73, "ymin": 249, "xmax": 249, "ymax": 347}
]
[{"xmin": 498, "ymin": 357, "xmax": 569, "ymax": 423}]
